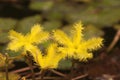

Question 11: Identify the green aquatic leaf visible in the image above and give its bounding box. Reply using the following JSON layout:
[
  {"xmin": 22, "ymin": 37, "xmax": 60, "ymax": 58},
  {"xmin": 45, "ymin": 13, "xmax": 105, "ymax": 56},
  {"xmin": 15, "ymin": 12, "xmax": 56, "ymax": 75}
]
[
  {"xmin": 83, "ymin": 25, "xmax": 104, "ymax": 39},
  {"xmin": 65, "ymin": 2, "xmax": 120, "ymax": 28},
  {"xmin": 0, "ymin": 18, "xmax": 17, "ymax": 30},
  {"xmin": 58, "ymin": 59, "xmax": 72, "ymax": 70},
  {"xmin": 43, "ymin": 20, "xmax": 62, "ymax": 31},
  {"xmin": 29, "ymin": 1, "xmax": 53, "ymax": 11},
  {"xmin": 15, "ymin": 15, "xmax": 42, "ymax": 34},
  {"xmin": 46, "ymin": 11, "xmax": 63, "ymax": 20},
  {"xmin": 0, "ymin": 33, "xmax": 9, "ymax": 44}
]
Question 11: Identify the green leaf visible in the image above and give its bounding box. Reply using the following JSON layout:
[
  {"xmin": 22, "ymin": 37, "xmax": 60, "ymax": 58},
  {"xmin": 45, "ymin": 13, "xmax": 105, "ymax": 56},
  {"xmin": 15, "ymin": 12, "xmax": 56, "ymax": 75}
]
[
  {"xmin": 46, "ymin": 11, "xmax": 63, "ymax": 20},
  {"xmin": 43, "ymin": 20, "xmax": 62, "ymax": 31},
  {"xmin": 0, "ymin": 33, "xmax": 9, "ymax": 44},
  {"xmin": 0, "ymin": 18, "xmax": 17, "ymax": 30},
  {"xmin": 15, "ymin": 15, "xmax": 42, "ymax": 34},
  {"xmin": 58, "ymin": 59, "xmax": 72, "ymax": 70},
  {"xmin": 29, "ymin": 1, "xmax": 53, "ymax": 11},
  {"xmin": 65, "ymin": 2, "xmax": 120, "ymax": 28},
  {"xmin": 83, "ymin": 25, "xmax": 104, "ymax": 39}
]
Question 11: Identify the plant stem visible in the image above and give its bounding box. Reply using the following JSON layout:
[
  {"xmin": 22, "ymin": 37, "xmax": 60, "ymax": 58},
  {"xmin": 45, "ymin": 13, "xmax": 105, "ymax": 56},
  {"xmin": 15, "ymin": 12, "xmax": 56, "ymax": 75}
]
[
  {"xmin": 71, "ymin": 73, "xmax": 88, "ymax": 80},
  {"xmin": 11, "ymin": 66, "xmax": 36, "ymax": 73},
  {"xmin": 28, "ymin": 61, "xmax": 35, "ymax": 80},
  {"xmin": 107, "ymin": 30, "xmax": 120, "ymax": 52},
  {"xmin": 50, "ymin": 69, "xmax": 67, "ymax": 78},
  {"xmin": 5, "ymin": 53, "xmax": 9, "ymax": 80},
  {"xmin": 25, "ymin": 52, "xmax": 36, "ymax": 80},
  {"xmin": 71, "ymin": 59, "xmax": 75, "ymax": 73},
  {"xmin": 40, "ymin": 69, "xmax": 46, "ymax": 80}
]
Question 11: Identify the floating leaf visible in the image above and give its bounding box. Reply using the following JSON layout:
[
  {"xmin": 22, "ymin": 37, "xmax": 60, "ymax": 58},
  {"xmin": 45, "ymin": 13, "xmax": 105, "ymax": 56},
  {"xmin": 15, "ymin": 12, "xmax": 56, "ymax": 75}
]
[
  {"xmin": 58, "ymin": 59, "xmax": 72, "ymax": 70},
  {"xmin": 15, "ymin": 15, "xmax": 42, "ymax": 34},
  {"xmin": 29, "ymin": 1, "xmax": 53, "ymax": 11},
  {"xmin": 0, "ymin": 18, "xmax": 17, "ymax": 43},
  {"xmin": 43, "ymin": 20, "xmax": 62, "ymax": 31},
  {"xmin": 0, "ymin": 18, "xmax": 17, "ymax": 30},
  {"xmin": 73, "ymin": 0, "xmax": 92, "ymax": 3},
  {"xmin": 65, "ymin": 3, "xmax": 120, "ymax": 28},
  {"xmin": 46, "ymin": 10, "xmax": 64, "ymax": 20},
  {"xmin": 83, "ymin": 25, "xmax": 104, "ymax": 39},
  {"xmin": 61, "ymin": 25, "xmax": 73, "ymax": 36},
  {"xmin": 0, "ymin": 33, "xmax": 9, "ymax": 44}
]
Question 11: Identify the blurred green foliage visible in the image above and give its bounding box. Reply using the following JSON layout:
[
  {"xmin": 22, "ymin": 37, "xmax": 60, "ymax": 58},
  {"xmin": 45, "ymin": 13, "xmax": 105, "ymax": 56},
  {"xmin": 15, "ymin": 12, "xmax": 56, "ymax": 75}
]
[
  {"xmin": 0, "ymin": 18, "xmax": 17, "ymax": 43},
  {"xmin": 30, "ymin": 1, "xmax": 54, "ymax": 11},
  {"xmin": 58, "ymin": 59, "xmax": 72, "ymax": 70},
  {"xmin": 15, "ymin": 15, "xmax": 42, "ymax": 34}
]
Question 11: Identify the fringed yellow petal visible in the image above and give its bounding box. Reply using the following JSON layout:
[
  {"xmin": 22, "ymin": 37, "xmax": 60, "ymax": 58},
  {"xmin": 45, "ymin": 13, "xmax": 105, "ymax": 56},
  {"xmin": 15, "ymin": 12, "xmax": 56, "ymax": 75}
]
[
  {"xmin": 72, "ymin": 22, "xmax": 84, "ymax": 45},
  {"xmin": 34, "ymin": 31, "xmax": 49, "ymax": 43},
  {"xmin": 31, "ymin": 24, "xmax": 43, "ymax": 33},
  {"xmin": 9, "ymin": 30, "xmax": 24, "ymax": 40},
  {"xmin": 75, "ymin": 52, "xmax": 93, "ymax": 61},
  {"xmin": 29, "ymin": 24, "xmax": 49, "ymax": 44},
  {"xmin": 35, "ymin": 44, "xmax": 64, "ymax": 69},
  {"xmin": 40, "ymin": 56, "xmax": 60, "ymax": 69},
  {"xmin": 46, "ymin": 43, "xmax": 57, "ymax": 58},
  {"xmin": 7, "ymin": 40, "xmax": 24, "ymax": 51},
  {"xmin": 26, "ymin": 31, "xmax": 49, "ymax": 44},
  {"xmin": 41, "ymin": 44, "xmax": 63, "ymax": 69},
  {"xmin": 7, "ymin": 30, "xmax": 24, "ymax": 51},
  {"xmin": 28, "ymin": 45, "xmax": 42, "ymax": 62},
  {"xmin": 35, "ymin": 52, "xmax": 43, "ymax": 68},
  {"xmin": 46, "ymin": 44, "xmax": 65, "ymax": 62},
  {"xmin": 53, "ymin": 30, "xmax": 72, "ymax": 46},
  {"xmin": 81, "ymin": 38, "xmax": 103, "ymax": 50}
]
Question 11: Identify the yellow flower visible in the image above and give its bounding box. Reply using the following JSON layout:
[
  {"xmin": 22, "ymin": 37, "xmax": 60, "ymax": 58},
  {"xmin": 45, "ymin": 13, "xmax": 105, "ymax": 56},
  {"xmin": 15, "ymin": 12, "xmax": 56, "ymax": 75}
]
[
  {"xmin": 53, "ymin": 22, "xmax": 103, "ymax": 61},
  {"xmin": 34, "ymin": 43, "xmax": 65, "ymax": 69},
  {"xmin": 7, "ymin": 24, "xmax": 49, "ymax": 55}
]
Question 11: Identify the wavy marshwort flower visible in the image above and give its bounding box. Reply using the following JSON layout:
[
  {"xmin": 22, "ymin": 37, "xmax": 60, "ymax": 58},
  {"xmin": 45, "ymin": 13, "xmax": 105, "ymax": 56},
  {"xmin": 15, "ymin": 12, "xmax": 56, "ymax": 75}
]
[
  {"xmin": 7, "ymin": 24, "xmax": 49, "ymax": 56},
  {"xmin": 33, "ymin": 43, "xmax": 65, "ymax": 69},
  {"xmin": 53, "ymin": 22, "xmax": 103, "ymax": 61}
]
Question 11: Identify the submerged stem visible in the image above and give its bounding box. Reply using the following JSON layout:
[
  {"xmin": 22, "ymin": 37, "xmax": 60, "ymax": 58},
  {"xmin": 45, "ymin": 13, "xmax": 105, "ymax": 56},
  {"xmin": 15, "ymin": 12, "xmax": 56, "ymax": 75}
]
[
  {"xmin": 40, "ymin": 69, "xmax": 46, "ymax": 80},
  {"xmin": 29, "ymin": 62, "xmax": 35, "ymax": 80},
  {"xmin": 25, "ymin": 52, "xmax": 36, "ymax": 80},
  {"xmin": 107, "ymin": 30, "xmax": 120, "ymax": 52},
  {"xmin": 50, "ymin": 69, "xmax": 67, "ymax": 78},
  {"xmin": 5, "ymin": 53, "xmax": 9, "ymax": 80}
]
